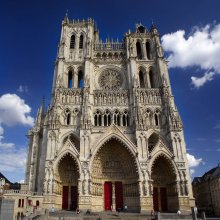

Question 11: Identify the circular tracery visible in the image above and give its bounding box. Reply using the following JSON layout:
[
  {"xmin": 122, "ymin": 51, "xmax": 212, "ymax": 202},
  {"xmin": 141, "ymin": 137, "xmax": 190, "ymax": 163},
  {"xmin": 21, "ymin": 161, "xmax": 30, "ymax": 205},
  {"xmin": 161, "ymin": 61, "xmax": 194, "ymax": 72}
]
[{"xmin": 99, "ymin": 69, "xmax": 122, "ymax": 90}]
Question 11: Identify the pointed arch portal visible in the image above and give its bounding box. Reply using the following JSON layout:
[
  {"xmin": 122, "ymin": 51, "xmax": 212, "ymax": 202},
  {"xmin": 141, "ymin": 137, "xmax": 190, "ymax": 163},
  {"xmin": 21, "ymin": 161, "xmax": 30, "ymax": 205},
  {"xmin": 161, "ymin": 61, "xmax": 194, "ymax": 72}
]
[
  {"xmin": 91, "ymin": 138, "xmax": 140, "ymax": 212},
  {"xmin": 151, "ymin": 155, "xmax": 179, "ymax": 212},
  {"xmin": 55, "ymin": 153, "xmax": 79, "ymax": 210}
]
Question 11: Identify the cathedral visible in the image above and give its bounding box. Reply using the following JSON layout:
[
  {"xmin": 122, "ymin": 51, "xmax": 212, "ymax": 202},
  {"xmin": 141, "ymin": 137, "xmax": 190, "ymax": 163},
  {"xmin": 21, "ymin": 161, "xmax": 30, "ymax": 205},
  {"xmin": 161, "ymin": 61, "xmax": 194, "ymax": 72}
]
[{"xmin": 25, "ymin": 16, "xmax": 195, "ymax": 213}]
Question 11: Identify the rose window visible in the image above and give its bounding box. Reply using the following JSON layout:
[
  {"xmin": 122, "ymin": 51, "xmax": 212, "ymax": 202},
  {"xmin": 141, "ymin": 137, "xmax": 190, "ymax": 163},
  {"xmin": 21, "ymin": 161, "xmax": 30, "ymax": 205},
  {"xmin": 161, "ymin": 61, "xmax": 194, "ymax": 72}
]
[{"xmin": 99, "ymin": 69, "xmax": 122, "ymax": 90}]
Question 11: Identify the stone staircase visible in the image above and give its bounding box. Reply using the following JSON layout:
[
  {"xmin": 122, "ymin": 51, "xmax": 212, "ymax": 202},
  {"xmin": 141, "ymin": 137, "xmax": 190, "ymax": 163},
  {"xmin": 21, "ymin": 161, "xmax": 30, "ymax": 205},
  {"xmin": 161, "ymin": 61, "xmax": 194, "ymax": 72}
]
[{"xmin": 32, "ymin": 210, "xmax": 152, "ymax": 220}]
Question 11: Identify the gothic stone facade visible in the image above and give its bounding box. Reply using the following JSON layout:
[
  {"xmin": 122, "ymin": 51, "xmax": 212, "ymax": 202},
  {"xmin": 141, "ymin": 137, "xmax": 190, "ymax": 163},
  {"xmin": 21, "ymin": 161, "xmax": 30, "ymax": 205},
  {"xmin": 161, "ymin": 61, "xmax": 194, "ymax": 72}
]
[{"xmin": 25, "ymin": 17, "xmax": 195, "ymax": 213}]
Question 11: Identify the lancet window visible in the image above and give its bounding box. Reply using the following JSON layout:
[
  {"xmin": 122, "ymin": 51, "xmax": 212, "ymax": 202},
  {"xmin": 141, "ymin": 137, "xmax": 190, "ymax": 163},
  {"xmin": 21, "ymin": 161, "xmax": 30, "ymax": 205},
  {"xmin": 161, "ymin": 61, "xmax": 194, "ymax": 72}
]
[
  {"xmin": 94, "ymin": 110, "xmax": 102, "ymax": 126},
  {"xmin": 146, "ymin": 41, "xmax": 151, "ymax": 60},
  {"xmin": 148, "ymin": 133, "xmax": 159, "ymax": 153},
  {"xmin": 68, "ymin": 70, "xmax": 73, "ymax": 88},
  {"xmin": 149, "ymin": 69, "xmax": 155, "ymax": 88},
  {"xmin": 139, "ymin": 70, "xmax": 145, "ymax": 88},
  {"xmin": 65, "ymin": 109, "xmax": 71, "ymax": 125},
  {"xmin": 154, "ymin": 109, "xmax": 161, "ymax": 127},
  {"xmin": 79, "ymin": 34, "xmax": 83, "ymax": 49},
  {"xmin": 78, "ymin": 70, "xmax": 83, "ymax": 88},
  {"xmin": 136, "ymin": 41, "xmax": 142, "ymax": 60},
  {"xmin": 93, "ymin": 109, "xmax": 129, "ymax": 127},
  {"xmin": 70, "ymin": 35, "xmax": 75, "ymax": 49}
]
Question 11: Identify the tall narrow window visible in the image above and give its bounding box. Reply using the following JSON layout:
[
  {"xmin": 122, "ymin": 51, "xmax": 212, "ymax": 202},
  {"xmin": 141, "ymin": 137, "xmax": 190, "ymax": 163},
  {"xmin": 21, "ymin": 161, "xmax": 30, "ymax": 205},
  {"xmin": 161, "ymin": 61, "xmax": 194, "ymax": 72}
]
[
  {"xmin": 68, "ymin": 71, "xmax": 73, "ymax": 88},
  {"xmin": 123, "ymin": 115, "xmax": 126, "ymax": 126},
  {"xmin": 67, "ymin": 113, "xmax": 71, "ymax": 125},
  {"xmin": 139, "ymin": 70, "xmax": 145, "ymax": 88},
  {"xmin": 70, "ymin": 35, "xmax": 75, "ymax": 49},
  {"xmin": 21, "ymin": 199, "xmax": 24, "ymax": 208},
  {"xmin": 78, "ymin": 70, "xmax": 83, "ymax": 88},
  {"xmin": 146, "ymin": 42, "xmax": 151, "ymax": 60},
  {"xmin": 108, "ymin": 114, "xmax": 111, "ymax": 126},
  {"xmin": 98, "ymin": 114, "xmax": 102, "ymax": 126},
  {"xmin": 136, "ymin": 42, "xmax": 142, "ymax": 59},
  {"xmin": 79, "ymin": 35, "xmax": 83, "ymax": 49},
  {"xmin": 155, "ymin": 114, "xmax": 159, "ymax": 126},
  {"xmin": 94, "ymin": 115, "xmax": 98, "ymax": 126},
  {"xmin": 149, "ymin": 70, "xmax": 155, "ymax": 88}
]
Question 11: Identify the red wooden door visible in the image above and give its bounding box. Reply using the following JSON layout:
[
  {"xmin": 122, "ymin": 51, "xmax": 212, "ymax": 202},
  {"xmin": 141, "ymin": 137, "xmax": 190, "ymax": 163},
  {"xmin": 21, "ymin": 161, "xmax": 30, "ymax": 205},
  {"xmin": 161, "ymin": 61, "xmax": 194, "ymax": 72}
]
[
  {"xmin": 160, "ymin": 187, "xmax": 168, "ymax": 212},
  {"xmin": 104, "ymin": 182, "xmax": 112, "ymax": 210},
  {"xmin": 153, "ymin": 187, "xmax": 159, "ymax": 211},
  {"xmin": 71, "ymin": 186, "xmax": 78, "ymax": 210},
  {"xmin": 115, "ymin": 182, "xmax": 123, "ymax": 211},
  {"xmin": 62, "ymin": 186, "xmax": 69, "ymax": 209}
]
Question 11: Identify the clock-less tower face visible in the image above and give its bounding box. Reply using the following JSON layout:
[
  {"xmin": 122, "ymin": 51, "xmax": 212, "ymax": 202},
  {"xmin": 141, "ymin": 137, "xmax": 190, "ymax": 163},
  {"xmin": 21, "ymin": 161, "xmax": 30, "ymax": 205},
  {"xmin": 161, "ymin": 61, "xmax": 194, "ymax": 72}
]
[{"xmin": 98, "ymin": 69, "xmax": 122, "ymax": 90}]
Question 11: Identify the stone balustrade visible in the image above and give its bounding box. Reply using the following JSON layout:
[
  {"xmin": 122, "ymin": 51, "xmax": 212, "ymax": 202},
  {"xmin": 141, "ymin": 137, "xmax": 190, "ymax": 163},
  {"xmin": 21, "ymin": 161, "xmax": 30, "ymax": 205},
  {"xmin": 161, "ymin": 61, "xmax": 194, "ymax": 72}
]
[
  {"xmin": 136, "ymin": 88, "xmax": 162, "ymax": 105},
  {"xmin": 4, "ymin": 190, "xmax": 39, "ymax": 196},
  {"xmin": 94, "ymin": 42, "xmax": 125, "ymax": 51},
  {"xmin": 54, "ymin": 88, "xmax": 82, "ymax": 105},
  {"xmin": 94, "ymin": 90, "xmax": 129, "ymax": 106}
]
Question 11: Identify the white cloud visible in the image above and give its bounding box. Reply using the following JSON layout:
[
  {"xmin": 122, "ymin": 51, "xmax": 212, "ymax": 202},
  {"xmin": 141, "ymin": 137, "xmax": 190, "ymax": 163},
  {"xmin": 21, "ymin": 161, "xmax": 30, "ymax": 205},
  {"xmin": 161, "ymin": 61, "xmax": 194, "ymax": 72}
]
[
  {"xmin": 161, "ymin": 23, "xmax": 220, "ymax": 88},
  {"xmin": 0, "ymin": 145, "xmax": 27, "ymax": 172},
  {"xmin": 186, "ymin": 153, "xmax": 203, "ymax": 168},
  {"xmin": 190, "ymin": 169, "xmax": 195, "ymax": 175},
  {"xmin": 0, "ymin": 94, "xmax": 34, "ymax": 127},
  {"xmin": 17, "ymin": 85, "xmax": 28, "ymax": 93},
  {"xmin": 191, "ymin": 71, "xmax": 215, "ymax": 88},
  {"xmin": 0, "ymin": 94, "xmax": 33, "ymax": 173}
]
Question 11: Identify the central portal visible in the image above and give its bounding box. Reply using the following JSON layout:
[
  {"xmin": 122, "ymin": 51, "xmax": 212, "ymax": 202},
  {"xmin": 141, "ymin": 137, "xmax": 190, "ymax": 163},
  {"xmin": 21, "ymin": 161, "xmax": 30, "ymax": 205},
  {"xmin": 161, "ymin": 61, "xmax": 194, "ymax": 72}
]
[
  {"xmin": 104, "ymin": 181, "xmax": 123, "ymax": 211},
  {"xmin": 91, "ymin": 138, "xmax": 140, "ymax": 211}
]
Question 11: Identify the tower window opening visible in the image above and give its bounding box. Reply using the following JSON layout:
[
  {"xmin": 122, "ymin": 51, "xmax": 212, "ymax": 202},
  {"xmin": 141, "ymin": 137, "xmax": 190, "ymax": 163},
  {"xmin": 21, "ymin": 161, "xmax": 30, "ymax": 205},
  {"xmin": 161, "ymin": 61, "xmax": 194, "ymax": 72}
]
[
  {"xmin": 68, "ymin": 70, "xmax": 73, "ymax": 88},
  {"xmin": 108, "ymin": 114, "xmax": 111, "ymax": 126},
  {"xmin": 117, "ymin": 114, "xmax": 120, "ymax": 126},
  {"xmin": 123, "ymin": 115, "xmax": 126, "ymax": 126},
  {"xmin": 79, "ymin": 35, "xmax": 83, "ymax": 49},
  {"xmin": 149, "ymin": 70, "xmax": 155, "ymax": 88},
  {"xmin": 146, "ymin": 42, "xmax": 151, "ymax": 60},
  {"xmin": 155, "ymin": 114, "xmax": 159, "ymax": 126},
  {"xmin": 127, "ymin": 115, "xmax": 129, "ymax": 126},
  {"xmin": 136, "ymin": 42, "xmax": 142, "ymax": 60},
  {"xmin": 70, "ymin": 35, "xmax": 75, "ymax": 49},
  {"xmin": 78, "ymin": 70, "xmax": 83, "ymax": 88},
  {"xmin": 18, "ymin": 199, "xmax": 21, "ymax": 207},
  {"xmin": 98, "ymin": 114, "xmax": 102, "ymax": 126},
  {"xmin": 139, "ymin": 70, "xmax": 145, "ymax": 88},
  {"xmin": 94, "ymin": 115, "xmax": 98, "ymax": 126},
  {"xmin": 67, "ymin": 113, "xmax": 71, "ymax": 125}
]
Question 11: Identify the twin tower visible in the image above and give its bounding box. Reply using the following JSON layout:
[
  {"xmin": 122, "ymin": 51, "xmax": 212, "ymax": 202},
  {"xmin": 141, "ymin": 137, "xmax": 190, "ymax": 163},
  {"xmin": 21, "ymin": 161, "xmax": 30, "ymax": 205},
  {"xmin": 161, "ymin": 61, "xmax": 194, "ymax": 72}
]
[{"xmin": 25, "ymin": 16, "xmax": 195, "ymax": 212}]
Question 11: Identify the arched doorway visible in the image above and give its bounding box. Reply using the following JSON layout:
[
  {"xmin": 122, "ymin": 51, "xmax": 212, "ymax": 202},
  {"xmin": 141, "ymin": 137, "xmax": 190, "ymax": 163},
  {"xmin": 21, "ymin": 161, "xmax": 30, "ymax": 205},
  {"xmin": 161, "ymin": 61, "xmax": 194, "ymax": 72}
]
[
  {"xmin": 151, "ymin": 155, "xmax": 178, "ymax": 212},
  {"xmin": 91, "ymin": 138, "xmax": 140, "ymax": 212},
  {"xmin": 56, "ymin": 153, "xmax": 79, "ymax": 210}
]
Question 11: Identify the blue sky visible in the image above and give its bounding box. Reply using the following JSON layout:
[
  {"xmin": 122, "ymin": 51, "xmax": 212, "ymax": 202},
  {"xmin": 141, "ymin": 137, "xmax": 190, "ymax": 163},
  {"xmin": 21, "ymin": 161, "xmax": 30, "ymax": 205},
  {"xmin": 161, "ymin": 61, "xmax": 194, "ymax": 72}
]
[{"xmin": 0, "ymin": 0, "xmax": 220, "ymax": 182}]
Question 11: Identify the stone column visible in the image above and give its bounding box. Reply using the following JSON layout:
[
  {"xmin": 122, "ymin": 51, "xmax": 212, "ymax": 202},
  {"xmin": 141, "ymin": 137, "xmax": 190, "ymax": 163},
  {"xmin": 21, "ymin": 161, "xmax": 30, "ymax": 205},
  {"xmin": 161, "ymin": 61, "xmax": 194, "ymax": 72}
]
[
  {"xmin": 142, "ymin": 42, "xmax": 147, "ymax": 60},
  {"xmin": 112, "ymin": 182, "xmax": 115, "ymax": 211},
  {"xmin": 74, "ymin": 72, "xmax": 78, "ymax": 88}
]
